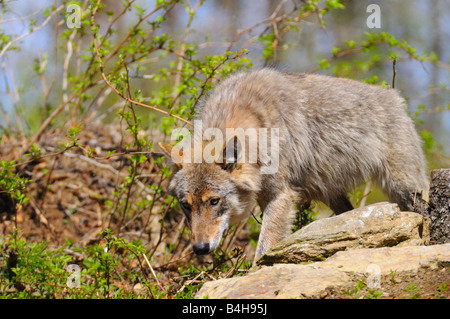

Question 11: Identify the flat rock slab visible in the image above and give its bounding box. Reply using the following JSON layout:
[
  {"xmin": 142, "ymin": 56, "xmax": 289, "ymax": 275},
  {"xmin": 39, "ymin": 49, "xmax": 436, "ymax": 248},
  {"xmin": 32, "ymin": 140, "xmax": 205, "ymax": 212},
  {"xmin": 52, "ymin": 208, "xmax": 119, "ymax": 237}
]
[
  {"xmin": 258, "ymin": 202, "xmax": 430, "ymax": 265},
  {"xmin": 315, "ymin": 243, "xmax": 450, "ymax": 274},
  {"xmin": 196, "ymin": 244, "xmax": 450, "ymax": 299},
  {"xmin": 196, "ymin": 263, "xmax": 351, "ymax": 299}
]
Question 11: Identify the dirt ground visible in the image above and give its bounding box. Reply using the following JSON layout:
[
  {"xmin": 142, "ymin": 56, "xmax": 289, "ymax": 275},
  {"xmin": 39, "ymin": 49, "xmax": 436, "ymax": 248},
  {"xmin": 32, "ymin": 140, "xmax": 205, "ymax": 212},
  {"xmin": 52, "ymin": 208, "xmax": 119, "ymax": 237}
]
[
  {"xmin": 1, "ymin": 123, "xmax": 141, "ymax": 244},
  {"xmin": 0, "ymin": 122, "xmax": 192, "ymax": 264},
  {"xmin": 321, "ymin": 266, "xmax": 450, "ymax": 299}
]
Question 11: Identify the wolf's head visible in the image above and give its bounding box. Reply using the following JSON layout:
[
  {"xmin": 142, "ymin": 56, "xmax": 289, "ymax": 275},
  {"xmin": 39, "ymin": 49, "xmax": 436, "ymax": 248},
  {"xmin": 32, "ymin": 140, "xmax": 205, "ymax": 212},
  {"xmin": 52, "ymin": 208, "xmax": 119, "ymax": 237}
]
[{"xmin": 159, "ymin": 140, "xmax": 260, "ymax": 256}]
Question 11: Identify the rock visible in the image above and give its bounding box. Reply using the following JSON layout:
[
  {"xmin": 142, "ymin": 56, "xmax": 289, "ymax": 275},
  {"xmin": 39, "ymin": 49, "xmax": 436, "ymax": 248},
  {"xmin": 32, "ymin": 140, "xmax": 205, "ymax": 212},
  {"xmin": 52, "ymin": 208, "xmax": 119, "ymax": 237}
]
[
  {"xmin": 195, "ymin": 244, "xmax": 450, "ymax": 299},
  {"xmin": 195, "ymin": 202, "xmax": 449, "ymax": 299},
  {"xmin": 427, "ymin": 169, "xmax": 450, "ymax": 244},
  {"xmin": 196, "ymin": 263, "xmax": 351, "ymax": 299},
  {"xmin": 315, "ymin": 244, "xmax": 450, "ymax": 274},
  {"xmin": 133, "ymin": 283, "xmax": 144, "ymax": 295},
  {"xmin": 258, "ymin": 203, "xmax": 430, "ymax": 265}
]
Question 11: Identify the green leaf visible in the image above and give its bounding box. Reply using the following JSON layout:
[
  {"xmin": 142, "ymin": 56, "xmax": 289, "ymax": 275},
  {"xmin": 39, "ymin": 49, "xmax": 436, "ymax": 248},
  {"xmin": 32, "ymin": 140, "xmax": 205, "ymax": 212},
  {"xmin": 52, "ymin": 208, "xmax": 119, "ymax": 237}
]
[
  {"xmin": 318, "ymin": 59, "xmax": 330, "ymax": 70},
  {"xmin": 345, "ymin": 40, "xmax": 356, "ymax": 49}
]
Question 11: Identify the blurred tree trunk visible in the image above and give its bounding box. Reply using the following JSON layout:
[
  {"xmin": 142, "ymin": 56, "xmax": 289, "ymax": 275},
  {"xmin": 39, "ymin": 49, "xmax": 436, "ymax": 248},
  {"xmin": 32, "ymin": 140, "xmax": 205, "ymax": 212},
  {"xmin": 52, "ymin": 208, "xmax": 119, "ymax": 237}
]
[
  {"xmin": 414, "ymin": 169, "xmax": 450, "ymax": 244},
  {"xmin": 427, "ymin": 169, "xmax": 450, "ymax": 244},
  {"xmin": 264, "ymin": 0, "xmax": 284, "ymax": 67},
  {"xmin": 430, "ymin": 0, "xmax": 442, "ymax": 109}
]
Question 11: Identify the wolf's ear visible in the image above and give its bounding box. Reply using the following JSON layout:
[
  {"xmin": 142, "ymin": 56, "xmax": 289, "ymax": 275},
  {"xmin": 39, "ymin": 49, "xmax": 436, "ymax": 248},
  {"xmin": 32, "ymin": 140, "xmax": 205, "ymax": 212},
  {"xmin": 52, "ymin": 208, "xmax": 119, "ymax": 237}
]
[
  {"xmin": 219, "ymin": 136, "xmax": 241, "ymax": 172},
  {"xmin": 158, "ymin": 142, "xmax": 183, "ymax": 168}
]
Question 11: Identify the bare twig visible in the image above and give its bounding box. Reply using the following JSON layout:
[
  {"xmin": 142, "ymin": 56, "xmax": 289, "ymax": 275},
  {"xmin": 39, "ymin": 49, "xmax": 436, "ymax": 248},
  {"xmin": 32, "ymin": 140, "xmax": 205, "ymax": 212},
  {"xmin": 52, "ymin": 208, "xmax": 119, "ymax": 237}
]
[
  {"xmin": 0, "ymin": 7, "xmax": 43, "ymax": 25},
  {"xmin": 90, "ymin": 0, "xmax": 192, "ymax": 126},
  {"xmin": 2, "ymin": 56, "xmax": 30, "ymax": 138},
  {"xmin": 172, "ymin": 0, "xmax": 203, "ymax": 99},
  {"xmin": 226, "ymin": 0, "xmax": 312, "ymax": 52},
  {"xmin": 0, "ymin": 5, "xmax": 64, "ymax": 59},
  {"xmin": 39, "ymin": 12, "xmax": 59, "ymax": 123},
  {"xmin": 63, "ymin": 152, "xmax": 123, "ymax": 177},
  {"xmin": 62, "ymin": 30, "xmax": 77, "ymax": 110},
  {"xmin": 29, "ymin": 198, "xmax": 56, "ymax": 235},
  {"xmin": 358, "ymin": 180, "xmax": 372, "ymax": 208},
  {"xmin": 308, "ymin": 45, "xmax": 378, "ymax": 74},
  {"xmin": 31, "ymin": 91, "xmax": 78, "ymax": 143},
  {"xmin": 392, "ymin": 57, "xmax": 397, "ymax": 88},
  {"xmin": 154, "ymin": 251, "xmax": 194, "ymax": 270},
  {"xmin": 0, "ymin": 100, "xmax": 14, "ymax": 132},
  {"xmin": 142, "ymin": 253, "xmax": 166, "ymax": 293}
]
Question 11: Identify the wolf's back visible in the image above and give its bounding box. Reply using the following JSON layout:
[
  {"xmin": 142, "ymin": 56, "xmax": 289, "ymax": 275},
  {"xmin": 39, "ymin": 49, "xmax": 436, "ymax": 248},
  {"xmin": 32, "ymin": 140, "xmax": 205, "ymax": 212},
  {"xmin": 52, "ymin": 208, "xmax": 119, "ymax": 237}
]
[{"xmin": 197, "ymin": 68, "xmax": 427, "ymax": 207}]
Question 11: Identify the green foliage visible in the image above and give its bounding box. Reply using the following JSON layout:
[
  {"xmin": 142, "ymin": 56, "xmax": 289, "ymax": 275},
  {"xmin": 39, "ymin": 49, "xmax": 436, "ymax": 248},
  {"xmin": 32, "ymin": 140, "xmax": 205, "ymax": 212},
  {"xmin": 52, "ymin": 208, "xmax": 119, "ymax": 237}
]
[
  {"xmin": 0, "ymin": 228, "xmax": 154, "ymax": 298},
  {"xmin": 0, "ymin": 161, "xmax": 30, "ymax": 207},
  {"xmin": 404, "ymin": 282, "xmax": 421, "ymax": 299},
  {"xmin": 1, "ymin": 229, "xmax": 71, "ymax": 298},
  {"xmin": 321, "ymin": 31, "xmax": 438, "ymax": 82},
  {"xmin": 324, "ymin": 0, "xmax": 346, "ymax": 10},
  {"xmin": 292, "ymin": 204, "xmax": 317, "ymax": 232},
  {"xmin": 367, "ymin": 288, "xmax": 383, "ymax": 299},
  {"xmin": 342, "ymin": 279, "xmax": 383, "ymax": 299},
  {"xmin": 24, "ymin": 144, "xmax": 42, "ymax": 160},
  {"xmin": 437, "ymin": 282, "xmax": 448, "ymax": 296},
  {"xmin": 259, "ymin": 33, "xmax": 276, "ymax": 64},
  {"xmin": 343, "ymin": 280, "xmax": 366, "ymax": 299},
  {"xmin": 64, "ymin": 124, "xmax": 83, "ymax": 148},
  {"xmin": 420, "ymin": 130, "xmax": 435, "ymax": 153}
]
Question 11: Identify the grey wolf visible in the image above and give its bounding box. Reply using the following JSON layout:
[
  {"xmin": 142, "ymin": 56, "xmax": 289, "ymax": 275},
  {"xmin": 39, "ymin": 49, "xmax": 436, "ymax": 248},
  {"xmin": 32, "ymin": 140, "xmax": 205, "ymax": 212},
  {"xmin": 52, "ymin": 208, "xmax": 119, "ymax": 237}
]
[{"xmin": 160, "ymin": 68, "xmax": 428, "ymax": 261}]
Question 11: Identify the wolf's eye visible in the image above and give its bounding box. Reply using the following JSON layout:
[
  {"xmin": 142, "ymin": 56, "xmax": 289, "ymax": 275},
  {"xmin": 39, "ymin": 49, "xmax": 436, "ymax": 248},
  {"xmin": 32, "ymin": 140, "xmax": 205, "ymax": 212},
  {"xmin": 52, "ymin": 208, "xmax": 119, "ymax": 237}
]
[
  {"xmin": 181, "ymin": 201, "xmax": 191, "ymax": 210},
  {"xmin": 209, "ymin": 198, "xmax": 220, "ymax": 206}
]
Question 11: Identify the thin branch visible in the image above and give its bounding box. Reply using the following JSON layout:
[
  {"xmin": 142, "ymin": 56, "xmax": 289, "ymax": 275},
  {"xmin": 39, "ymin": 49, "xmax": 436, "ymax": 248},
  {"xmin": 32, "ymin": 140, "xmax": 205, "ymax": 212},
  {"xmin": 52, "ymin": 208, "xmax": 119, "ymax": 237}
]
[
  {"xmin": 308, "ymin": 45, "xmax": 377, "ymax": 74},
  {"xmin": 31, "ymin": 91, "xmax": 78, "ymax": 143},
  {"xmin": 2, "ymin": 57, "xmax": 25, "ymax": 138},
  {"xmin": 359, "ymin": 180, "xmax": 372, "ymax": 208},
  {"xmin": 98, "ymin": 0, "xmax": 137, "ymax": 49},
  {"xmin": 102, "ymin": 0, "xmax": 172, "ymax": 65},
  {"xmin": 29, "ymin": 198, "xmax": 56, "ymax": 236},
  {"xmin": 62, "ymin": 29, "xmax": 77, "ymax": 109},
  {"xmin": 0, "ymin": 5, "xmax": 64, "ymax": 59},
  {"xmin": 0, "ymin": 100, "xmax": 14, "ymax": 132},
  {"xmin": 90, "ymin": 0, "xmax": 192, "ymax": 126},
  {"xmin": 172, "ymin": 0, "xmax": 203, "ymax": 100},
  {"xmin": 0, "ymin": 7, "xmax": 43, "ymax": 25},
  {"xmin": 392, "ymin": 57, "xmax": 397, "ymax": 88},
  {"xmin": 39, "ymin": 11, "xmax": 59, "ymax": 124},
  {"xmin": 226, "ymin": 0, "xmax": 311, "ymax": 52},
  {"xmin": 142, "ymin": 253, "xmax": 166, "ymax": 293}
]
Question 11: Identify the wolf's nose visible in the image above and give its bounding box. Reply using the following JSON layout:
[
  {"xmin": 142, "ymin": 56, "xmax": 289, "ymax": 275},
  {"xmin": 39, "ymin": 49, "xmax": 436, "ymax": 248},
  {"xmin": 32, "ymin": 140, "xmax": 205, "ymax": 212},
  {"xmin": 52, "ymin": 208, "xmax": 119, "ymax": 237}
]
[{"xmin": 193, "ymin": 242, "xmax": 210, "ymax": 255}]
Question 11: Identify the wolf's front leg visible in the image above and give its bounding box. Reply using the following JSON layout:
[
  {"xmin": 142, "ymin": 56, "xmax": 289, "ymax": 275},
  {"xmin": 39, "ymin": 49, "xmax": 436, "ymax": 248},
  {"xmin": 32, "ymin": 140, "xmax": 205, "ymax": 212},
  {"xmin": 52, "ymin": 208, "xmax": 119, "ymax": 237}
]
[{"xmin": 254, "ymin": 190, "xmax": 298, "ymax": 263}]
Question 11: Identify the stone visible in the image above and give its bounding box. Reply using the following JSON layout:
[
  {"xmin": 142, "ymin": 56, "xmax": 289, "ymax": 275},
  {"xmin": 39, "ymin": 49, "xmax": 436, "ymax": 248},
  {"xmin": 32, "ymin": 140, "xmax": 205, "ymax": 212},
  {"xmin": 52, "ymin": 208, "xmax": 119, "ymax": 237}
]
[
  {"xmin": 315, "ymin": 243, "xmax": 450, "ymax": 274},
  {"xmin": 195, "ymin": 244, "xmax": 450, "ymax": 299},
  {"xmin": 258, "ymin": 203, "xmax": 430, "ymax": 265},
  {"xmin": 196, "ymin": 263, "xmax": 351, "ymax": 299},
  {"xmin": 195, "ymin": 202, "xmax": 449, "ymax": 299}
]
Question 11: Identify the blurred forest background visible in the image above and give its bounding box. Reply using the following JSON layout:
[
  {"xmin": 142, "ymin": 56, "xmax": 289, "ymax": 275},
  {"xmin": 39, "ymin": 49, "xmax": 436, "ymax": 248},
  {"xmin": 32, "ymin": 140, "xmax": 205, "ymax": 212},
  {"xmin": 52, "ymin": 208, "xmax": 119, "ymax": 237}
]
[{"xmin": 0, "ymin": 0, "xmax": 449, "ymax": 298}]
